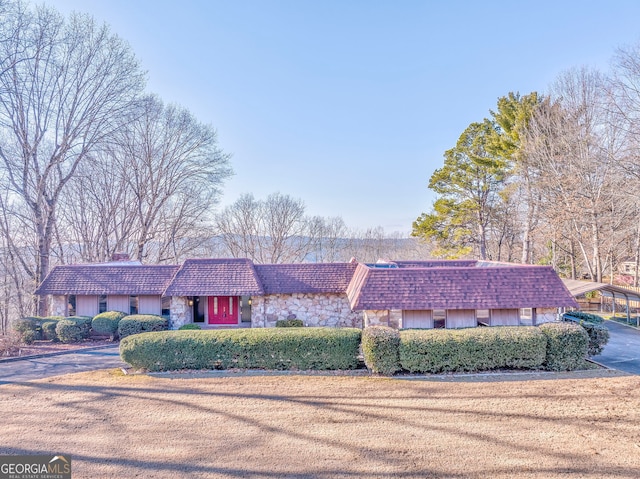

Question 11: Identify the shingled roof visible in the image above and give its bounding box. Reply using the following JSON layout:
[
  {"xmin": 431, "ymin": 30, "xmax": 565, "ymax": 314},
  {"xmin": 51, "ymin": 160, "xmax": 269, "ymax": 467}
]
[
  {"xmin": 346, "ymin": 263, "xmax": 578, "ymax": 310},
  {"xmin": 254, "ymin": 263, "xmax": 357, "ymax": 294},
  {"xmin": 163, "ymin": 258, "xmax": 264, "ymax": 296},
  {"xmin": 35, "ymin": 264, "xmax": 180, "ymax": 296}
]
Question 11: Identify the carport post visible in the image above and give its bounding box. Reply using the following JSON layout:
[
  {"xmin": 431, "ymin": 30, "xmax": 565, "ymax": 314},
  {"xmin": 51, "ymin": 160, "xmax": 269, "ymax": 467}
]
[
  {"xmin": 624, "ymin": 293, "xmax": 630, "ymax": 323},
  {"xmin": 611, "ymin": 291, "xmax": 616, "ymax": 318}
]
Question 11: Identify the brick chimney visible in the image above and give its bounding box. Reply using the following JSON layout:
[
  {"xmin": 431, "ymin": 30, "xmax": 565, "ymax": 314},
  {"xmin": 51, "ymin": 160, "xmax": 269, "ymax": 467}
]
[{"xmin": 111, "ymin": 252, "xmax": 130, "ymax": 262}]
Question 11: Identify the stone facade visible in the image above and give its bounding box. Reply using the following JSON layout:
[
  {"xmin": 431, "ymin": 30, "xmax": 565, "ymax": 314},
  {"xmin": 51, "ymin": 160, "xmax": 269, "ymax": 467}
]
[
  {"xmin": 251, "ymin": 293, "xmax": 362, "ymax": 328},
  {"xmin": 51, "ymin": 295, "xmax": 67, "ymax": 317},
  {"xmin": 169, "ymin": 296, "xmax": 193, "ymax": 329},
  {"xmin": 363, "ymin": 309, "xmax": 402, "ymax": 328}
]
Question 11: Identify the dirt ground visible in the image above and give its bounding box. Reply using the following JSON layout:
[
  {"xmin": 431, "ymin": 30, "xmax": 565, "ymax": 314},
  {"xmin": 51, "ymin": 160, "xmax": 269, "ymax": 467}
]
[{"xmin": 1, "ymin": 370, "xmax": 639, "ymax": 478}]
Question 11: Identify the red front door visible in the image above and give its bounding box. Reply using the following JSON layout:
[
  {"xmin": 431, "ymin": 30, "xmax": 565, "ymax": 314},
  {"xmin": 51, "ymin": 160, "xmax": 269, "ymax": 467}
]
[{"xmin": 208, "ymin": 296, "xmax": 238, "ymax": 325}]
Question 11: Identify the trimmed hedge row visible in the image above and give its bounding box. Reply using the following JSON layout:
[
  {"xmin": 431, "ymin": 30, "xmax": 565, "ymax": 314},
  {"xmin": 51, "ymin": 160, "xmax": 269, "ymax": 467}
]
[
  {"xmin": 562, "ymin": 312, "xmax": 609, "ymax": 356},
  {"xmin": 120, "ymin": 327, "xmax": 362, "ymax": 372},
  {"xmin": 399, "ymin": 327, "xmax": 547, "ymax": 373},
  {"xmin": 562, "ymin": 311, "xmax": 604, "ymax": 324},
  {"xmin": 117, "ymin": 315, "xmax": 168, "ymax": 339},
  {"xmin": 539, "ymin": 322, "xmax": 589, "ymax": 371},
  {"xmin": 362, "ymin": 326, "xmax": 400, "ymax": 375}
]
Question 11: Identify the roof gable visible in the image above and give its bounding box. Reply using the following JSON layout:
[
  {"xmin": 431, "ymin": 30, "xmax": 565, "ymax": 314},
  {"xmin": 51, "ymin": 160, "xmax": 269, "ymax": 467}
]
[
  {"xmin": 163, "ymin": 258, "xmax": 264, "ymax": 296},
  {"xmin": 347, "ymin": 264, "xmax": 578, "ymax": 310}
]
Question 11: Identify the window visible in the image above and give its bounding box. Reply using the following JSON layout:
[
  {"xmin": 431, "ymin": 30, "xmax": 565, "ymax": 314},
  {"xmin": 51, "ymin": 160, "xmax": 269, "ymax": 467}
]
[
  {"xmin": 476, "ymin": 309, "xmax": 490, "ymax": 326},
  {"xmin": 193, "ymin": 297, "xmax": 205, "ymax": 323},
  {"xmin": 240, "ymin": 296, "xmax": 252, "ymax": 323},
  {"xmin": 433, "ymin": 309, "xmax": 446, "ymax": 329},
  {"xmin": 519, "ymin": 308, "xmax": 533, "ymax": 325},
  {"xmin": 161, "ymin": 297, "xmax": 171, "ymax": 317},
  {"xmin": 213, "ymin": 297, "xmax": 218, "ymax": 315},
  {"xmin": 99, "ymin": 295, "xmax": 107, "ymax": 314},
  {"xmin": 67, "ymin": 295, "xmax": 76, "ymax": 316},
  {"xmin": 130, "ymin": 295, "xmax": 139, "ymax": 315}
]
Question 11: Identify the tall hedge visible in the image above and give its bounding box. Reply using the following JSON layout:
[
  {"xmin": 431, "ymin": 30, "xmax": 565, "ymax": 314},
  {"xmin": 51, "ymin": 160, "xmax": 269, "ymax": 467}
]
[
  {"xmin": 540, "ymin": 322, "xmax": 589, "ymax": 371},
  {"xmin": 120, "ymin": 327, "xmax": 362, "ymax": 372},
  {"xmin": 399, "ymin": 327, "xmax": 547, "ymax": 373},
  {"xmin": 361, "ymin": 326, "xmax": 400, "ymax": 375}
]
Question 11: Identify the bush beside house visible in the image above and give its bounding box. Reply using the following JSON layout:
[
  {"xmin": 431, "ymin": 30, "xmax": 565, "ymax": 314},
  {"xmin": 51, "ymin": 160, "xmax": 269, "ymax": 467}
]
[
  {"xmin": 13, "ymin": 316, "xmax": 65, "ymax": 343},
  {"xmin": 539, "ymin": 322, "xmax": 589, "ymax": 371},
  {"xmin": 92, "ymin": 311, "xmax": 127, "ymax": 339},
  {"xmin": 117, "ymin": 315, "xmax": 168, "ymax": 339},
  {"xmin": 55, "ymin": 316, "xmax": 92, "ymax": 343},
  {"xmin": 399, "ymin": 327, "xmax": 547, "ymax": 373},
  {"xmin": 361, "ymin": 326, "xmax": 400, "ymax": 375},
  {"xmin": 119, "ymin": 327, "xmax": 362, "ymax": 372},
  {"xmin": 275, "ymin": 319, "xmax": 304, "ymax": 327},
  {"xmin": 562, "ymin": 312, "xmax": 609, "ymax": 356}
]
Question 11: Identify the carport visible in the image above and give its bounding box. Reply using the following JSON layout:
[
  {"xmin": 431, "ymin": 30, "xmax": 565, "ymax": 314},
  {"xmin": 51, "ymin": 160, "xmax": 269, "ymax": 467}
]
[{"xmin": 563, "ymin": 279, "xmax": 640, "ymax": 326}]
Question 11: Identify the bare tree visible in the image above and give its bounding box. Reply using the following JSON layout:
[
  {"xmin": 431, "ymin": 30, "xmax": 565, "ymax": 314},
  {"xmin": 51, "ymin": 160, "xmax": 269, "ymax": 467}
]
[
  {"xmin": 58, "ymin": 95, "xmax": 231, "ymax": 264},
  {"xmin": 215, "ymin": 193, "xmax": 311, "ymax": 263},
  {"xmin": 0, "ymin": 4, "xmax": 144, "ymax": 314}
]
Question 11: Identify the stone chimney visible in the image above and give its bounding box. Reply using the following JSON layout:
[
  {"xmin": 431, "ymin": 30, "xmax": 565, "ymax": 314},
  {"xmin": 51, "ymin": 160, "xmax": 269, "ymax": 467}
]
[{"xmin": 111, "ymin": 252, "xmax": 130, "ymax": 262}]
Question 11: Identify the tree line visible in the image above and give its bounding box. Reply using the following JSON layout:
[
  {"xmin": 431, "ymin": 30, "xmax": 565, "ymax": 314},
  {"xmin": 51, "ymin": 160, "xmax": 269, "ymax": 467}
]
[
  {"xmin": 413, "ymin": 44, "xmax": 640, "ymax": 287},
  {"xmin": 0, "ymin": 1, "xmax": 428, "ymax": 331}
]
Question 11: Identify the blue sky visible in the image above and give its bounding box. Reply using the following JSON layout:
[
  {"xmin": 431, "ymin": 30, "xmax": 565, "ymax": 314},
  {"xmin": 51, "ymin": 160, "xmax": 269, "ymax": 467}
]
[{"xmin": 43, "ymin": 0, "xmax": 640, "ymax": 233}]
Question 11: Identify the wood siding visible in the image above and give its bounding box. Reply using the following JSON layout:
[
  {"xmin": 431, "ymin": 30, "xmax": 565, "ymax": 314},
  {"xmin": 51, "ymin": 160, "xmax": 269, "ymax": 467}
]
[
  {"xmin": 489, "ymin": 309, "xmax": 519, "ymax": 326},
  {"xmin": 107, "ymin": 295, "xmax": 130, "ymax": 314},
  {"xmin": 402, "ymin": 310, "xmax": 433, "ymax": 329},
  {"xmin": 446, "ymin": 309, "xmax": 476, "ymax": 328},
  {"xmin": 76, "ymin": 295, "xmax": 98, "ymax": 317},
  {"xmin": 139, "ymin": 295, "xmax": 161, "ymax": 315}
]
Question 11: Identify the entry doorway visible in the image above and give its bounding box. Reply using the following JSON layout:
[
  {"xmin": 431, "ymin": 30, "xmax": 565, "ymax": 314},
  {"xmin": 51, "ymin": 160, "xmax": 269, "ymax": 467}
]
[{"xmin": 208, "ymin": 296, "xmax": 239, "ymax": 325}]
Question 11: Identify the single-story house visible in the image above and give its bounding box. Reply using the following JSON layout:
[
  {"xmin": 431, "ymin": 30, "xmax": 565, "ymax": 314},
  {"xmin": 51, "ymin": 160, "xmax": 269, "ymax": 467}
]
[{"xmin": 35, "ymin": 256, "xmax": 578, "ymax": 329}]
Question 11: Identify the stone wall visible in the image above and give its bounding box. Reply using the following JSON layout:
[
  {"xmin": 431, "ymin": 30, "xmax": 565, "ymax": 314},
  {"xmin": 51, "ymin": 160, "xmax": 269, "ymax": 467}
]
[
  {"xmin": 251, "ymin": 293, "xmax": 362, "ymax": 328},
  {"xmin": 169, "ymin": 296, "xmax": 193, "ymax": 329},
  {"xmin": 363, "ymin": 310, "xmax": 402, "ymax": 328},
  {"xmin": 51, "ymin": 295, "xmax": 67, "ymax": 317}
]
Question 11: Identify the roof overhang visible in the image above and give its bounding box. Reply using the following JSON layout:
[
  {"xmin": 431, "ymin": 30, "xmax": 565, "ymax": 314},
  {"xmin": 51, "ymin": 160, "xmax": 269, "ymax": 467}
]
[{"xmin": 562, "ymin": 279, "xmax": 640, "ymax": 303}]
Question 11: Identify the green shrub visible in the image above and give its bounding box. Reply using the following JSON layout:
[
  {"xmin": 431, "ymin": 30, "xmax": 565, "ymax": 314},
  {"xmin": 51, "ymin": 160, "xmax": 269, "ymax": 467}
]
[
  {"xmin": 13, "ymin": 318, "xmax": 43, "ymax": 342},
  {"xmin": 21, "ymin": 329, "xmax": 39, "ymax": 345},
  {"xmin": 118, "ymin": 314, "xmax": 168, "ymax": 339},
  {"xmin": 178, "ymin": 323, "xmax": 202, "ymax": 330},
  {"xmin": 539, "ymin": 322, "xmax": 589, "ymax": 371},
  {"xmin": 576, "ymin": 321, "xmax": 609, "ymax": 356},
  {"xmin": 562, "ymin": 312, "xmax": 609, "ymax": 356},
  {"xmin": 562, "ymin": 311, "xmax": 604, "ymax": 324},
  {"xmin": 56, "ymin": 319, "xmax": 86, "ymax": 343},
  {"xmin": 361, "ymin": 326, "xmax": 400, "ymax": 375},
  {"xmin": 275, "ymin": 319, "xmax": 304, "ymax": 327},
  {"xmin": 399, "ymin": 327, "xmax": 547, "ymax": 374},
  {"xmin": 67, "ymin": 316, "xmax": 92, "ymax": 335},
  {"xmin": 92, "ymin": 311, "xmax": 126, "ymax": 338},
  {"xmin": 120, "ymin": 327, "xmax": 362, "ymax": 372},
  {"xmin": 53, "ymin": 316, "xmax": 92, "ymax": 343},
  {"xmin": 41, "ymin": 321, "xmax": 59, "ymax": 341}
]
